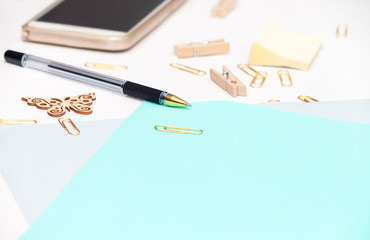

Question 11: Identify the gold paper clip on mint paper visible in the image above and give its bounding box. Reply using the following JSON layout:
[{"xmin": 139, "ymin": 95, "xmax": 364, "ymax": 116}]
[
  {"xmin": 85, "ymin": 62, "xmax": 128, "ymax": 71},
  {"xmin": 155, "ymin": 125, "xmax": 203, "ymax": 135},
  {"xmin": 170, "ymin": 63, "xmax": 206, "ymax": 76},
  {"xmin": 58, "ymin": 118, "xmax": 80, "ymax": 136},
  {"xmin": 0, "ymin": 119, "xmax": 37, "ymax": 125}
]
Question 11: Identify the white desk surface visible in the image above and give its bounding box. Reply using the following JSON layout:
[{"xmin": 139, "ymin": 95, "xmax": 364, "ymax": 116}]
[
  {"xmin": 1, "ymin": 0, "xmax": 370, "ymax": 124},
  {"xmin": 1, "ymin": 0, "xmax": 370, "ymax": 238}
]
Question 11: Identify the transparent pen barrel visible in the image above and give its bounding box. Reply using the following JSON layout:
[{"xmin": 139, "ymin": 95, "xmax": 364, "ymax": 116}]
[{"xmin": 23, "ymin": 54, "xmax": 125, "ymax": 93}]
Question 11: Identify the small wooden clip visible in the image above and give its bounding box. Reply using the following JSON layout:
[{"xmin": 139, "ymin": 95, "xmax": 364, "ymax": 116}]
[
  {"xmin": 212, "ymin": 0, "xmax": 237, "ymax": 18},
  {"xmin": 336, "ymin": 24, "xmax": 348, "ymax": 39},
  {"xmin": 174, "ymin": 39, "xmax": 230, "ymax": 58},
  {"xmin": 210, "ymin": 66, "xmax": 246, "ymax": 97}
]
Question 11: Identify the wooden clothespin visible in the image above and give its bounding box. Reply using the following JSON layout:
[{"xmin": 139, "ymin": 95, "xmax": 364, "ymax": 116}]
[
  {"xmin": 211, "ymin": 0, "xmax": 237, "ymax": 18},
  {"xmin": 174, "ymin": 39, "xmax": 229, "ymax": 58},
  {"xmin": 210, "ymin": 66, "xmax": 246, "ymax": 97}
]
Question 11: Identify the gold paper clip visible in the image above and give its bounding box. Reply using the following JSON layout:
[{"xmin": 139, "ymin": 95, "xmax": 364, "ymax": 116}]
[
  {"xmin": 336, "ymin": 24, "xmax": 348, "ymax": 39},
  {"xmin": 237, "ymin": 64, "xmax": 267, "ymax": 88},
  {"xmin": 267, "ymin": 99, "xmax": 280, "ymax": 102},
  {"xmin": 277, "ymin": 70, "xmax": 292, "ymax": 87},
  {"xmin": 85, "ymin": 62, "xmax": 127, "ymax": 71},
  {"xmin": 0, "ymin": 119, "xmax": 37, "ymax": 125},
  {"xmin": 58, "ymin": 118, "xmax": 80, "ymax": 135},
  {"xmin": 237, "ymin": 64, "xmax": 263, "ymax": 78},
  {"xmin": 170, "ymin": 63, "xmax": 206, "ymax": 76},
  {"xmin": 155, "ymin": 125, "xmax": 203, "ymax": 135},
  {"xmin": 250, "ymin": 71, "xmax": 267, "ymax": 88},
  {"xmin": 298, "ymin": 95, "xmax": 319, "ymax": 102}
]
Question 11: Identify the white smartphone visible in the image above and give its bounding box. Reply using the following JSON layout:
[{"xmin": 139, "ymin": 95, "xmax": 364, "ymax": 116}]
[{"xmin": 22, "ymin": 0, "xmax": 185, "ymax": 51}]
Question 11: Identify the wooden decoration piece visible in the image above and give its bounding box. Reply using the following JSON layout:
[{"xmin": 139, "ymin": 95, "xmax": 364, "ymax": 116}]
[
  {"xmin": 22, "ymin": 93, "xmax": 96, "ymax": 117},
  {"xmin": 212, "ymin": 0, "xmax": 237, "ymax": 18},
  {"xmin": 174, "ymin": 39, "xmax": 229, "ymax": 58},
  {"xmin": 210, "ymin": 66, "xmax": 246, "ymax": 98}
]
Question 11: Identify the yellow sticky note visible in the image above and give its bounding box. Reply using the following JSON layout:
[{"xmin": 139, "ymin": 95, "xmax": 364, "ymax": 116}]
[{"xmin": 249, "ymin": 18, "xmax": 322, "ymax": 70}]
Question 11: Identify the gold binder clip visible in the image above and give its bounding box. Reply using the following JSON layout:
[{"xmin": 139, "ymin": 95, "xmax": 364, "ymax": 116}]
[
  {"xmin": 58, "ymin": 118, "xmax": 80, "ymax": 135},
  {"xmin": 85, "ymin": 62, "xmax": 127, "ymax": 71},
  {"xmin": 155, "ymin": 125, "xmax": 203, "ymax": 135},
  {"xmin": 336, "ymin": 24, "xmax": 348, "ymax": 39},
  {"xmin": 298, "ymin": 95, "xmax": 319, "ymax": 102},
  {"xmin": 0, "ymin": 119, "xmax": 37, "ymax": 125},
  {"xmin": 170, "ymin": 63, "xmax": 206, "ymax": 76},
  {"xmin": 277, "ymin": 70, "xmax": 292, "ymax": 87},
  {"xmin": 237, "ymin": 64, "xmax": 267, "ymax": 88},
  {"xmin": 174, "ymin": 39, "xmax": 230, "ymax": 58}
]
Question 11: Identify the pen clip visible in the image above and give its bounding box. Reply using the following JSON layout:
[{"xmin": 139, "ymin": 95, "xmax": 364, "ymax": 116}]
[{"xmin": 85, "ymin": 62, "xmax": 127, "ymax": 71}]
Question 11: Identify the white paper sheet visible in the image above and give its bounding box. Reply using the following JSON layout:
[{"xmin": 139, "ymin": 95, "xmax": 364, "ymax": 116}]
[{"xmin": 0, "ymin": 173, "xmax": 28, "ymax": 240}]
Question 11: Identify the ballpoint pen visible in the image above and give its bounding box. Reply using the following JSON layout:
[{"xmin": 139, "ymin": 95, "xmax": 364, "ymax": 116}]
[{"xmin": 4, "ymin": 50, "xmax": 191, "ymax": 108}]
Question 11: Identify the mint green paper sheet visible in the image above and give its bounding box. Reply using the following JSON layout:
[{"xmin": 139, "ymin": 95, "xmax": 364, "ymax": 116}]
[{"xmin": 21, "ymin": 101, "xmax": 370, "ymax": 240}]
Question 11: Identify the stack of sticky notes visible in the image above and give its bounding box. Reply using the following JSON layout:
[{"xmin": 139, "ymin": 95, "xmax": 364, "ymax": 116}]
[{"xmin": 249, "ymin": 18, "xmax": 322, "ymax": 70}]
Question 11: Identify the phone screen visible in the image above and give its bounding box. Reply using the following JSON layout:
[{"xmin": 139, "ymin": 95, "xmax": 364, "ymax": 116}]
[{"xmin": 37, "ymin": 0, "xmax": 166, "ymax": 32}]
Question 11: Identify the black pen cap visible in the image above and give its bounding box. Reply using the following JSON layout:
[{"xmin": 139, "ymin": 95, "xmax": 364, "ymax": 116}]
[{"xmin": 4, "ymin": 50, "xmax": 25, "ymax": 67}]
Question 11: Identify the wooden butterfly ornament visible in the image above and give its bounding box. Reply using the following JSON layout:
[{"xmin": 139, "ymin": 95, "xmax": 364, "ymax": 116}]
[{"xmin": 22, "ymin": 93, "xmax": 96, "ymax": 117}]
